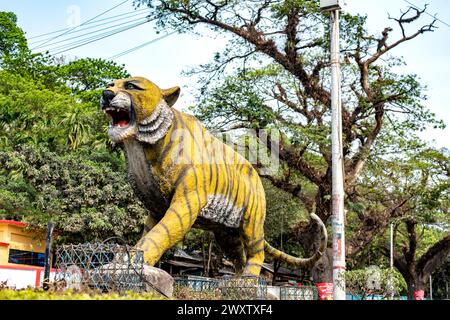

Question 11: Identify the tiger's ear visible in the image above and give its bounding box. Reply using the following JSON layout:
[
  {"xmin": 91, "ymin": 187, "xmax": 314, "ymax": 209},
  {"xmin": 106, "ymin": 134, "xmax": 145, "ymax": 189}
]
[{"xmin": 162, "ymin": 86, "xmax": 180, "ymax": 107}]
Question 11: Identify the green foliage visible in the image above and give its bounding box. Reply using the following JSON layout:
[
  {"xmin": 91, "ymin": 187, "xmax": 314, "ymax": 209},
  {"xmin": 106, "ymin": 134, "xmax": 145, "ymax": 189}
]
[
  {"xmin": 0, "ymin": 144, "xmax": 147, "ymax": 243},
  {"xmin": 342, "ymin": 267, "xmax": 407, "ymax": 299},
  {"xmin": 0, "ymin": 70, "xmax": 72, "ymax": 149},
  {"xmin": 191, "ymin": 70, "xmax": 277, "ymax": 130},
  {"xmin": 0, "ymin": 12, "xmax": 28, "ymax": 58},
  {"xmin": 0, "ymin": 288, "xmax": 160, "ymax": 300},
  {"xmin": 0, "ymin": 13, "xmax": 145, "ymax": 245},
  {"xmin": 262, "ymin": 178, "xmax": 308, "ymax": 243},
  {"xmin": 57, "ymin": 57, "xmax": 130, "ymax": 104},
  {"xmin": 0, "ymin": 69, "xmax": 114, "ymax": 151},
  {"xmin": 0, "ymin": 12, "xmax": 130, "ymax": 151}
]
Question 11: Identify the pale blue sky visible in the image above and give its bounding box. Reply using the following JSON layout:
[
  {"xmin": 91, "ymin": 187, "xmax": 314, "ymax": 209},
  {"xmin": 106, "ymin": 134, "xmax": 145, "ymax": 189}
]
[{"xmin": 1, "ymin": 0, "xmax": 449, "ymax": 148}]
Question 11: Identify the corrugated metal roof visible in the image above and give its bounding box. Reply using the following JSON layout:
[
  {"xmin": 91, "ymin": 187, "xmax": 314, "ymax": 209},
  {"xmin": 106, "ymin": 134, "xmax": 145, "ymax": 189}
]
[{"xmin": 165, "ymin": 259, "xmax": 203, "ymax": 268}]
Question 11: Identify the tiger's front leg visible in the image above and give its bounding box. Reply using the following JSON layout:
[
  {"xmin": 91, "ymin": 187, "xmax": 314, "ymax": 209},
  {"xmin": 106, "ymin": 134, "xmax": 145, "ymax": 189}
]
[
  {"xmin": 141, "ymin": 214, "xmax": 158, "ymax": 237},
  {"xmin": 136, "ymin": 182, "xmax": 207, "ymax": 266}
]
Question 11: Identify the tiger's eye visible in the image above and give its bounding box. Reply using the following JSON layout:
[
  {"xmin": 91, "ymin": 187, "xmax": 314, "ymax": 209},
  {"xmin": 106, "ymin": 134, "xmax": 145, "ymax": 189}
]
[{"xmin": 125, "ymin": 83, "xmax": 135, "ymax": 90}]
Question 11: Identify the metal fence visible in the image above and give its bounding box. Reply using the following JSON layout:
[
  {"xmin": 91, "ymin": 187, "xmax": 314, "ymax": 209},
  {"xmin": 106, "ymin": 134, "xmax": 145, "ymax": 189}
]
[
  {"xmin": 54, "ymin": 243, "xmax": 145, "ymax": 293},
  {"xmin": 219, "ymin": 276, "xmax": 268, "ymax": 300},
  {"xmin": 174, "ymin": 275, "xmax": 321, "ymax": 300},
  {"xmin": 174, "ymin": 275, "xmax": 220, "ymax": 292},
  {"xmin": 174, "ymin": 275, "xmax": 268, "ymax": 299},
  {"xmin": 279, "ymin": 286, "xmax": 319, "ymax": 300}
]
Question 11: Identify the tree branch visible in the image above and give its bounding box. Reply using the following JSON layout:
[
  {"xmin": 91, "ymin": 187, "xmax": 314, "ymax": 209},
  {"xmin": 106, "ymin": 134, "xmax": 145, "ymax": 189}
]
[
  {"xmin": 417, "ymin": 235, "xmax": 450, "ymax": 278},
  {"xmin": 257, "ymin": 130, "xmax": 324, "ymax": 186}
]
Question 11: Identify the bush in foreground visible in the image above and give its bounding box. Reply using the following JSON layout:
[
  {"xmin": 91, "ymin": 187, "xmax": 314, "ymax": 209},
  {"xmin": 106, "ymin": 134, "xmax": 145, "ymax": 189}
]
[{"xmin": 0, "ymin": 288, "xmax": 161, "ymax": 300}]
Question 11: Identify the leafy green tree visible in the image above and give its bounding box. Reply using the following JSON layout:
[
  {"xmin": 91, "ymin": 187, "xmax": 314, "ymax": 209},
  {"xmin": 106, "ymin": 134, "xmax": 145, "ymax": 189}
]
[
  {"xmin": 430, "ymin": 258, "xmax": 450, "ymax": 300},
  {"xmin": 57, "ymin": 57, "xmax": 130, "ymax": 104},
  {"xmin": 343, "ymin": 267, "xmax": 407, "ymax": 299},
  {"xmin": 0, "ymin": 12, "xmax": 28, "ymax": 58},
  {"xmin": 0, "ymin": 12, "xmax": 130, "ymax": 151},
  {"xmin": 352, "ymin": 145, "xmax": 450, "ymax": 299},
  {"xmin": 0, "ymin": 12, "xmax": 143, "ymax": 244},
  {"xmin": 0, "ymin": 11, "xmax": 64, "ymax": 90},
  {"xmin": 0, "ymin": 144, "xmax": 147, "ymax": 243},
  {"xmin": 379, "ymin": 222, "xmax": 449, "ymax": 299}
]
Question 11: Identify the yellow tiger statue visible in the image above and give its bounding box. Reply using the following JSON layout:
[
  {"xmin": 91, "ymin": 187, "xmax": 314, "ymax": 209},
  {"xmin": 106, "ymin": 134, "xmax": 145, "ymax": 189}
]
[{"xmin": 101, "ymin": 77, "xmax": 327, "ymax": 275}]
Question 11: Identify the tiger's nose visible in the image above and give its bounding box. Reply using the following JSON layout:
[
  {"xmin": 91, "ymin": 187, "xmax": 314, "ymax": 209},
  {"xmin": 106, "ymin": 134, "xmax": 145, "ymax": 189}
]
[
  {"xmin": 102, "ymin": 90, "xmax": 115, "ymax": 102},
  {"xmin": 101, "ymin": 90, "xmax": 116, "ymax": 108}
]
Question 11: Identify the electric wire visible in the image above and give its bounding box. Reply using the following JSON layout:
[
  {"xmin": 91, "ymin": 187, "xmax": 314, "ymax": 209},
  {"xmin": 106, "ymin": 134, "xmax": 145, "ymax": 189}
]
[
  {"xmin": 28, "ymin": 7, "xmax": 149, "ymax": 40},
  {"xmin": 29, "ymin": 9, "xmax": 150, "ymax": 46},
  {"xmin": 36, "ymin": 15, "xmax": 151, "ymax": 52},
  {"xmin": 108, "ymin": 31, "xmax": 177, "ymax": 60},
  {"xmin": 48, "ymin": 19, "xmax": 151, "ymax": 56},
  {"xmin": 32, "ymin": 0, "xmax": 130, "ymax": 50},
  {"xmin": 43, "ymin": 19, "xmax": 153, "ymax": 56}
]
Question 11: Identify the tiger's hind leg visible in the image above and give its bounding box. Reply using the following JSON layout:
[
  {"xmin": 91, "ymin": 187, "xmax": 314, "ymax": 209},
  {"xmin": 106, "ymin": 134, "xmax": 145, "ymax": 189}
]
[
  {"xmin": 213, "ymin": 228, "xmax": 246, "ymax": 274},
  {"xmin": 242, "ymin": 193, "xmax": 266, "ymax": 276},
  {"xmin": 242, "ymin": 237, "xmax": 265, "ymax": 276}
]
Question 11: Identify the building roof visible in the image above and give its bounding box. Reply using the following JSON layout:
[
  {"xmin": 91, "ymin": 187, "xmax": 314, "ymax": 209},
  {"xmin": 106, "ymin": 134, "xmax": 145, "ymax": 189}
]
[
  {"xmin": 173, "ymin": 249, "xmax": 204, "ymax": 262},
  {"xmin": 261, "ymin": 262, "xmax": 304, "ymax": 277},
  {"xmin": 165, "ymin": 259, "xmax": 203, "ymax": 268},
  {"xmin": 0, "ymin": 220, "xmax": 28, "ymax": 227}
]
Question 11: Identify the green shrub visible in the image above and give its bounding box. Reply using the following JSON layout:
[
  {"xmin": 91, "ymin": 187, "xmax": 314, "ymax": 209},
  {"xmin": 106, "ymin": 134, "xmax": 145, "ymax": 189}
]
[{"xmin": 0, "ymin": 288, "xmax": 161, "ymax": 300}]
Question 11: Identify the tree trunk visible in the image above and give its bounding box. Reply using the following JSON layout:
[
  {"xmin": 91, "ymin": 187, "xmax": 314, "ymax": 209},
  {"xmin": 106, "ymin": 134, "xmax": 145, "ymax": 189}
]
[
  {"xmin": 272, "ymin": 260, "xmax": 281, "ymax": 286},
  {"xmin": 406, "ymin": 275, "xmax": 426, "ymax": 300},
  {"xmin": 296, "ymin": 215, "xmax": 333, "ymax": 283},
  {"xmin": 311, "ymin": 170, "xmax": 333, "ymax": 282},
  {"xmin": 311, "ymin": 248, "xmax": 333, "ymax": 283}
]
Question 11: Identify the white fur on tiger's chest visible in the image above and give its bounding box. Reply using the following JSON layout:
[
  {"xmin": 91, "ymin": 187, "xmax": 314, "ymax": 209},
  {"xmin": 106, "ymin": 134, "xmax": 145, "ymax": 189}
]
[{"xmin": 198, "ymin": 194, "xmax": 244, "ymax": 228}]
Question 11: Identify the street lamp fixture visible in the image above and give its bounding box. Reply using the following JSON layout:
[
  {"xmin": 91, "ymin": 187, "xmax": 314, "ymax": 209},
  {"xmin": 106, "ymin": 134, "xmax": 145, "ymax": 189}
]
[{"xmin": 320, "ymin": 0, "xmax": 341, "ymax": 12}]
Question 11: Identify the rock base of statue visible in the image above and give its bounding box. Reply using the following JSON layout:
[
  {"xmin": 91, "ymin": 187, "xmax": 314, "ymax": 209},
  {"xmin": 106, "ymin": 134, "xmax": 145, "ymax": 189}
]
[
  {"xmin": 91, "ymin": 263, "xmax": 174, "ymax": 298},
  {"xmin": 141, "ymin": 264, "xmax": 174, "ymax": 298}
]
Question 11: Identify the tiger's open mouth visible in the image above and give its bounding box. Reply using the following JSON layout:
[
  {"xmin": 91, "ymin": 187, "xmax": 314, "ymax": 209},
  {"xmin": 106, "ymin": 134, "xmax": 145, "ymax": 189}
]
[
  {"xmin": 101, "ymin": 92, "xmax": 138, "ymax": 143},
  {"xmin": 101, "ymin": 91, "xmax": 134, "ymax": 129},
  {"xmin": 104, "ymin": 107, "xmax": 132, "ymax": 128}
]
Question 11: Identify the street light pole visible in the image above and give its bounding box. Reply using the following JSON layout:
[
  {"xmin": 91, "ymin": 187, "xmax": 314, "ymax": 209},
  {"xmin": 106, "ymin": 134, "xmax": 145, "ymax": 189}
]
[
  {"xmin": 330, "ymin": 8, "xmax": 346, "ymax": 301},
  {"xmin": 321, "ymin": 0, "xmax": 346, "ymax": 300},
  {"xmin": 43, "ymin": 221, "xmax": 54, "ymax": 291},
  {"xmin": 389, "ymin": 223, "xmax": 394, "ymax": 299},
  {"xmin": 390, "ymin": 223, "xmax": 394, "ymax": 269},
  {"xmin": 429, "ymin": 275, "xmax": 433, "ymax": 300}
]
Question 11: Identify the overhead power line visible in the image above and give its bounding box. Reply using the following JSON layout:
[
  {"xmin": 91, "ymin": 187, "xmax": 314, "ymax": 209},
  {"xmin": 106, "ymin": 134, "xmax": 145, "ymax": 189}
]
[
  {"xmin": 41, "ymin": 17, "xmax": 155, "ymax": 55},
  {"xmin": 36, "ymin": 16, "xmax": 150, "ymax": 52},
  {"xmin": 29, "ymin": 10, "xmax": 149, "ymax": 48},
  {"xmin": 108, "ymin": 31, "xmax": 177, "ymax": 60},
  {"xmin": 28, "ymin": 7, "xmax": 149, "ymax": 41},
  {"xmin": 48, "ymin": 19, "xmax": 152, "ymax": 56},
  {"xmin": 402, "ymin": 0, "xmax": 450, "ymax": 28},
  {"xmin": 32, "ymin": 0, "xmax": 130, "ymax": 50},
  {"xmin": 27, "ymin": 0, "xmax": 175, "ymax": 60}
]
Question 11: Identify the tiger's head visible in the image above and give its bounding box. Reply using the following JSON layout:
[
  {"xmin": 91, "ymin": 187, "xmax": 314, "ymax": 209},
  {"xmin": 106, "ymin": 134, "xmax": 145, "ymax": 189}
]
[{"xmin": 101, "ymin": 77, "xmax": 180, "ymax": 144}]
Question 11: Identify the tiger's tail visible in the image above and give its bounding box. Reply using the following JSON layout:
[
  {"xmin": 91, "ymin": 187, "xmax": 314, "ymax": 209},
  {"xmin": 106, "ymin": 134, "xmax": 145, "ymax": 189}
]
[{"xmin": 264, "ymin": 213, "xmax": 328, "ymax": 268}]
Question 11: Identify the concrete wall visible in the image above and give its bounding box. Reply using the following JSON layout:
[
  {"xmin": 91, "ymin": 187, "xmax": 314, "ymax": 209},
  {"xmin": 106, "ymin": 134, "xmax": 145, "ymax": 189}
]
[
  {"xmin": 0, "ymin": 265, "xmax": 56, "ymax": 289},
  {"xmin": 0, "ymin": 221, "xmax": 51, "ymax": 289}
]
